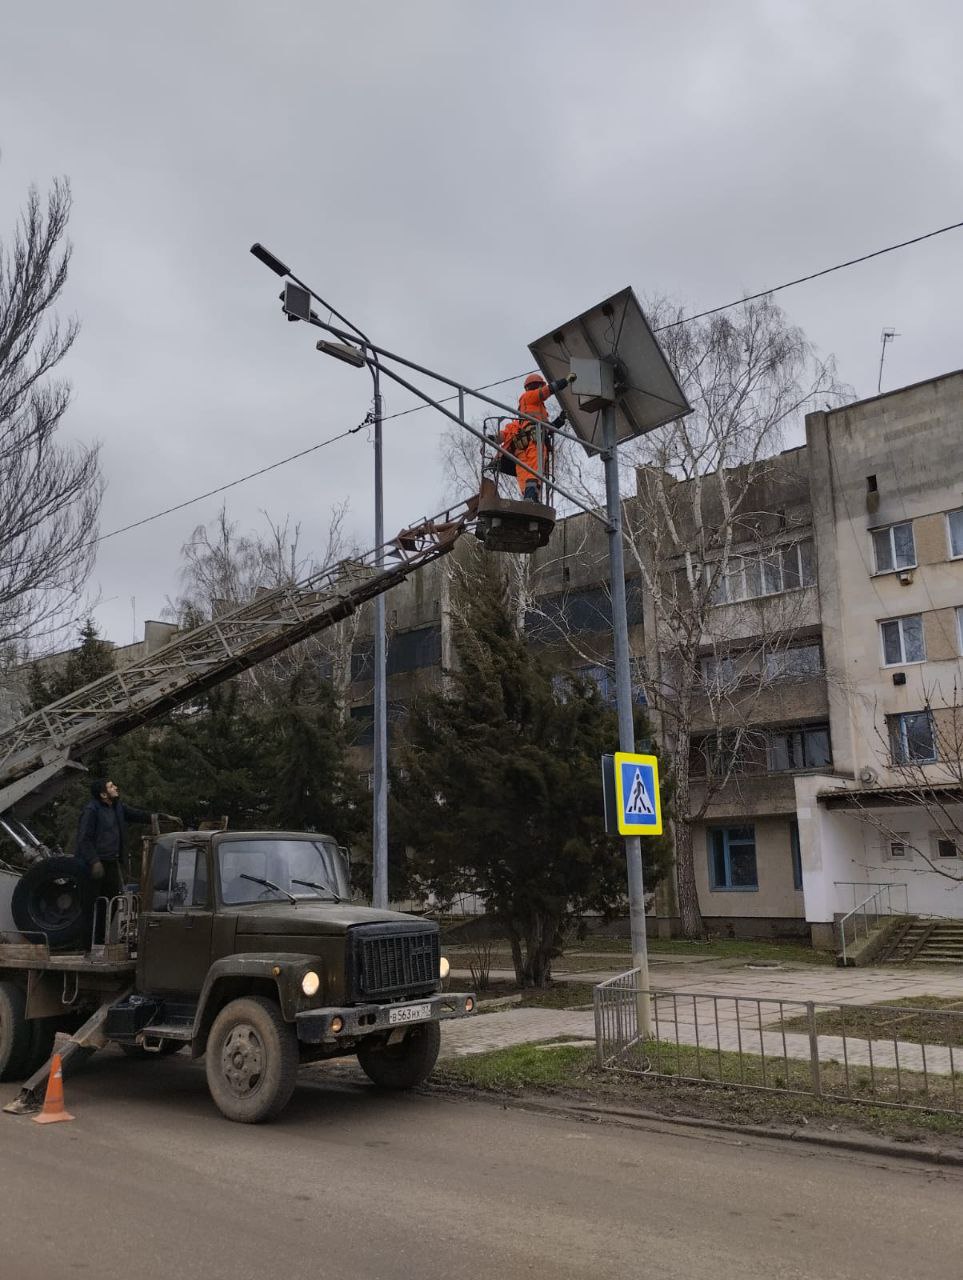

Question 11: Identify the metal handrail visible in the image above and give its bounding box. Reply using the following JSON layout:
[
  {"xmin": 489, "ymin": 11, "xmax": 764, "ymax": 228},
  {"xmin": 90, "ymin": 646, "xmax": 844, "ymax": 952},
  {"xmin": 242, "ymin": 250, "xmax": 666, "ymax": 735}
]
[
  {"xmin": 833, "ymin": 881, "xmax": 910, "ymax": 913},
  {"xmin": 837, "ymin": 883, "xmax": 908, "ymax": 965}
]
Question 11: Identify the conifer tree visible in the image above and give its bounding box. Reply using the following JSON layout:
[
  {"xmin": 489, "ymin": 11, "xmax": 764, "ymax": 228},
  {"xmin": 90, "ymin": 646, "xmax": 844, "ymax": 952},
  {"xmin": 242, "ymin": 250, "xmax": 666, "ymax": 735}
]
[{"xmin": 392, "ymin": 548, "xmax": 670, "ymax": 987}]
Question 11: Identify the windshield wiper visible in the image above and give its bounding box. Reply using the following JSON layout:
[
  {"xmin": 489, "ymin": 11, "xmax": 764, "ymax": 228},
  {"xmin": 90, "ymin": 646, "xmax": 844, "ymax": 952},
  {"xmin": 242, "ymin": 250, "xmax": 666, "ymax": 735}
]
[
  {"xmin": 291, "ymin": 878, "xmax": 341, "ymax": 902},
  {"xmin": 239, "ymin": 873, "xmax": 297, "ymax": 904}
]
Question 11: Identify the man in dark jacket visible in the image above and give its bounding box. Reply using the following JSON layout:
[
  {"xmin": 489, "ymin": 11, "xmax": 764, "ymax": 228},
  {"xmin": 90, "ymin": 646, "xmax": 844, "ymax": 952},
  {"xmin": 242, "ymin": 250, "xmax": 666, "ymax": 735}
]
[{"xmin": 74, "ymin": 778, "xmax": 153, "ymax": 898}]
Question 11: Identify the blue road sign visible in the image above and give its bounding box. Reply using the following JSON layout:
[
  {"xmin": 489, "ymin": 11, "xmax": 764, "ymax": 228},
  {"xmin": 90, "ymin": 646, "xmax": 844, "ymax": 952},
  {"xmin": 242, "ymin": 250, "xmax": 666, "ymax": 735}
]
[{"xmin": 613, "ymin": 752, "xmax": 662, "ymax": 836}]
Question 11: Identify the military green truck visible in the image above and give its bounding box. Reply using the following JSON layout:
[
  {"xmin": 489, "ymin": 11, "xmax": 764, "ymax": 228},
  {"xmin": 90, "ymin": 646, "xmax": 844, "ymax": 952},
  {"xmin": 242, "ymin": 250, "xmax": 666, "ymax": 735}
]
[
  {"xmin": 0, "ymin": 484, "xmax": 492, "ymax": 1124},
  {"xmin": 0, "ymin": 827, "xmax": 474, "ymax": 1122}
]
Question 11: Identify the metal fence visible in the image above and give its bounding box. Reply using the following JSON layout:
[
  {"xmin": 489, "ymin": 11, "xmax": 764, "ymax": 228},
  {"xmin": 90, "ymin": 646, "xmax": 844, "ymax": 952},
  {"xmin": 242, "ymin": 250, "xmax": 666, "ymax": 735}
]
[{"xmin": 594, "ymin": 969, "xmax": 963, "ymax": 1116}]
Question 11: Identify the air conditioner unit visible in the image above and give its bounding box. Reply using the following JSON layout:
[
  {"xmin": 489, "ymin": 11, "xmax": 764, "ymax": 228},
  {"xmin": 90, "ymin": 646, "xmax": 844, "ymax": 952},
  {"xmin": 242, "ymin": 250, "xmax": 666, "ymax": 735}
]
[
  {"xmin": 859, "ymin": 766, "xmax": 878, "ymax": 785},
  {"xmin": 898, "ymin": 570, "xmax": 914, "ymax": 585}
]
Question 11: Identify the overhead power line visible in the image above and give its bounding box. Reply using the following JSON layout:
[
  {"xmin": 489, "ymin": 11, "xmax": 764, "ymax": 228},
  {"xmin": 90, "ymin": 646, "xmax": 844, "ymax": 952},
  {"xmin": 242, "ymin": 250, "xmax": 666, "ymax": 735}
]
[
  {"xmin": 93, "ymin": 215, "xmax": 963, "ymax": 547},
  {"xmin": 91, "ymin": 419, "xmax": 370, "ymax": 546},
  {"xmin": 657, "ymin": 216, "xmax": 963, "ymax": 330}
]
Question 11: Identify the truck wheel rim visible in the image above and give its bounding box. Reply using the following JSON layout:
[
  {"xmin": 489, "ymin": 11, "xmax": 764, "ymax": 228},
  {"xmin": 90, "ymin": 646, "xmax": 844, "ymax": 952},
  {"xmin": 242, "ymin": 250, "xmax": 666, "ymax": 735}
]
[
  {"xmin": 33, "ymin": 876, "xmax": 85, "ymax": 929},
  {"xmin": 221, "ymin": 1024, "xmax": 264, "ymax": 1097}
]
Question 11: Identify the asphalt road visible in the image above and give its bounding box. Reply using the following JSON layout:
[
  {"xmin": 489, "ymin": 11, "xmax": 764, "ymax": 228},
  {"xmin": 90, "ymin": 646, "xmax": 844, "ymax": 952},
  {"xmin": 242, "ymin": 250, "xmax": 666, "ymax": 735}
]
[{"xmin": 1, "ymin": 1052, "xmax": 960, "ymax": 1280}]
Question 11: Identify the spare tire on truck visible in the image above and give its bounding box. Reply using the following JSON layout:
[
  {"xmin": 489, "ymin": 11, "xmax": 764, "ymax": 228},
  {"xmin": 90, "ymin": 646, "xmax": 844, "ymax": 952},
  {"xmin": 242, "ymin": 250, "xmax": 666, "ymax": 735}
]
[{"xmin": 11, "ymin": 857, "xmax": 97, "ymax": 951}]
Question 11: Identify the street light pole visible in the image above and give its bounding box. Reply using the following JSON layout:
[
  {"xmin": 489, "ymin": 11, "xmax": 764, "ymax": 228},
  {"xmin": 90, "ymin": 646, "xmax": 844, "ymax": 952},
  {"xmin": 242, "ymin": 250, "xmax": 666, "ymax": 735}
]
[
  {"xmin": 601, "ymin": 404, "xmax": 652, "ymax": 1036},
  {"xmin": 371, "ymin": 364, "xmax": 389, "ymax": 910}
]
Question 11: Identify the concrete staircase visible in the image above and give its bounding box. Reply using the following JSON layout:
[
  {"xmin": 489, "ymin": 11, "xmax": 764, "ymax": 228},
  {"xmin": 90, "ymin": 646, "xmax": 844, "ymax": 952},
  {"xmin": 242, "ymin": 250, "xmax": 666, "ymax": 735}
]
[{"xmin": 878, "ymin": 917, "xmax": 963, "ymax": 965}]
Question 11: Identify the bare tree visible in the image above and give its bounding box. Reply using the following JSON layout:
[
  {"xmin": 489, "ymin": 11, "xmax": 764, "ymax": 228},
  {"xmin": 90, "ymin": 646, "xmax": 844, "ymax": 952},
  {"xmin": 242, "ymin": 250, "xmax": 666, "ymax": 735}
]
[
  {"xmin": 521, "ymin": 297, "xmax": 843, "ymax": 938},
  {"xmin": 0, "ymin": 177, "xmax": 102, "ymax": 651},
  {"xmin": 623, "ymin": 296, "xmax": 842, "ymax": 937},
  {"xmin": 165, "ymin": 501, "xmax": 360, "ymax": 707},
  {"xmin": 844, "ymin": 685, "xmax": 963, "ymax": 883}
]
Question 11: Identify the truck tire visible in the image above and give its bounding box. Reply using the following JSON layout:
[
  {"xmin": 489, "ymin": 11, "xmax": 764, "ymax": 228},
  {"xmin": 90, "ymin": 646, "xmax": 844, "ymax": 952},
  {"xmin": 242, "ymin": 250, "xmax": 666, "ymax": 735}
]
[
  {"xmin": 20, "ymin": 1016, "xmax": 59, "ymax": 1078},
  {"xmin": 11, "ymin": 857, "xmax": 96, "ymax": 950},
  {"xmin": 205, "ymin": 996, "xmax": 299, "ymax": 1124},
  {"xmin": 357, "ymin": 1021, "xmax": 441, "ymax": 1090},
  {"xmin": 0, "ymin": 981, "xmax": 32, "ymax": 1081}
]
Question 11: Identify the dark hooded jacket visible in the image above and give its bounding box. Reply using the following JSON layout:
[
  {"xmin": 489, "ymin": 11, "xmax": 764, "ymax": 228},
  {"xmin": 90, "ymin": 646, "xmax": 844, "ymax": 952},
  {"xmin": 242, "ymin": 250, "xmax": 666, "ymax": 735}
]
[{"xmin": 74, "ymin": 798, "xmax": 150, "ymax": 866}]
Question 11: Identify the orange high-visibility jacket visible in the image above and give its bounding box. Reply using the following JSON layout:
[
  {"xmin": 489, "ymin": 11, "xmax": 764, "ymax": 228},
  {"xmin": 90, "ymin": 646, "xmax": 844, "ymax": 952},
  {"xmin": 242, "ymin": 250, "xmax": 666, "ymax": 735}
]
[{"xmin": 500, "ymin": 382, "xmax": 554, "ymax": 494}]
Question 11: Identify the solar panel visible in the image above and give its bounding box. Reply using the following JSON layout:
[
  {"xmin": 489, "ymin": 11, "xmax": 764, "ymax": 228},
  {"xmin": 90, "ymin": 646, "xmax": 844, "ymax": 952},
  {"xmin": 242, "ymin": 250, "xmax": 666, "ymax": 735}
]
[{"xmin": 528, "ymin": 286, "xmax": 691, "ymax": 455}]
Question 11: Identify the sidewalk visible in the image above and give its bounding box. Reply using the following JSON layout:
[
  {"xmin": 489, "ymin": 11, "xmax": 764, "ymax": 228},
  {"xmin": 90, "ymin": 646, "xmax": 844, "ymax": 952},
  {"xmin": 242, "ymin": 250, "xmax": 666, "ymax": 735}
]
[{"xmin": 442, "ymin": 959, "xmax": 963, "ymax": 1074}]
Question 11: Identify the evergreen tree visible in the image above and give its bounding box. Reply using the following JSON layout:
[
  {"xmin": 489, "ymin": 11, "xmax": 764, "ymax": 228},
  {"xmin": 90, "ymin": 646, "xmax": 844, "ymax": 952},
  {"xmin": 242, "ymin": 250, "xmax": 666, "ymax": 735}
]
[
  {"xmin": 391, "ymin": 548, "xmax": 671, "ymax": 987},
  {"xmin": 25, "ymin": 620, "xmax": 116, "ymax": 852}
]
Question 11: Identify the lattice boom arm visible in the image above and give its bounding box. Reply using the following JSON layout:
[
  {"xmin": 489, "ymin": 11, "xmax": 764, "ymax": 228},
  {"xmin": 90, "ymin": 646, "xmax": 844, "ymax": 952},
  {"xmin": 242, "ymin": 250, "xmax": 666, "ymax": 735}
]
[{"xmin": 0, "ymin": 496, "xmax": 477, "ymax": 817}]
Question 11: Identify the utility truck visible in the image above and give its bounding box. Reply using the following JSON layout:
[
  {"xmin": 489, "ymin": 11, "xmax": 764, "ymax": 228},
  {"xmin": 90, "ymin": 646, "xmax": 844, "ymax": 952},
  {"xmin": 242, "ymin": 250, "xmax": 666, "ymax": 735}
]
[
  {"xmin": 0, "ymin": 498, "xmax": 489, "ymax": 1122},
  {"xmin": 1, "ymin": 825, "xmax": 473, "ymax": 1122}
]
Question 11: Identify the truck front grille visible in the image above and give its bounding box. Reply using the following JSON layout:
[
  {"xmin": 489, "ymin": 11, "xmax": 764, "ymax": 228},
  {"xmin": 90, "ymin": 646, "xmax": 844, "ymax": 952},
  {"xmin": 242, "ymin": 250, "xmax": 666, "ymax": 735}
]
[{"xmin": 346, "ymin": 923, "xmax": 440, "ymax": 1001}]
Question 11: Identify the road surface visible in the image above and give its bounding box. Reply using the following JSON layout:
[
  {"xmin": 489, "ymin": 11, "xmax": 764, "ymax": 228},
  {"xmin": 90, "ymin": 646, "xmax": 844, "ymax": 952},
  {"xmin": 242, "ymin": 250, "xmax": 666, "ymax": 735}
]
[{"xmin": 1, "ymin": 1051, "xmax": 960, "ymax": 1280}]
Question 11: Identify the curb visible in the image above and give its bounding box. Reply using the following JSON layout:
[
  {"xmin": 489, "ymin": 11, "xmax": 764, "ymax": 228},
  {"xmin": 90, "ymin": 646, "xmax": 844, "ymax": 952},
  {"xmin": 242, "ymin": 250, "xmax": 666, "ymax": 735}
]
[{"xmin": 427, "ymin": 1082, "xmax": 963, "ymax": 1169}]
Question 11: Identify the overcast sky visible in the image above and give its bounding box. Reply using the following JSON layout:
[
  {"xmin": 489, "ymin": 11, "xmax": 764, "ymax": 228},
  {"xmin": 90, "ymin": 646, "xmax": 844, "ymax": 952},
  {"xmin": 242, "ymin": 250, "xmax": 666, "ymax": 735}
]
[{"xmin": 2, "ymin": 0, "xmax": 962, "ymax": 646}]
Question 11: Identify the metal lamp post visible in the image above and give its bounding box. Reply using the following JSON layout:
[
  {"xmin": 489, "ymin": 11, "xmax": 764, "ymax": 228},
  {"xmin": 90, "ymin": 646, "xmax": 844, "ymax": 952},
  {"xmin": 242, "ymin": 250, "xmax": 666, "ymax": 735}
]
[
  {"xmin": 316, "ymin": 341, "xmax": 387, "ymax": 910},
  {"xmin": 249, "ymin": 244, "xmax": 390, "ymax": 910}
]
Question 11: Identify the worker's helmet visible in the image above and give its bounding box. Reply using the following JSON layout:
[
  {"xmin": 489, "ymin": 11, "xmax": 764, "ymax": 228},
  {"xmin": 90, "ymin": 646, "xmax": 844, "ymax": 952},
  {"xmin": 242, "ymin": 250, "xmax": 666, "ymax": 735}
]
[{"xmin": 524, "ymin": 373, "xmax": 546, "ymax": 390}]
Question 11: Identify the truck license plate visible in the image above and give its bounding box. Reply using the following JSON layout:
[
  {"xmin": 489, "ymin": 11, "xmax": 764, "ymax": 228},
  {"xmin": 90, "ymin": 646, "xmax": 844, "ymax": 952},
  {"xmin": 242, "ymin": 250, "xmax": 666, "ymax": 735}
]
[{"xmin": 388, "ymin": 1003, "xmax": 432, "ymax": 1025}]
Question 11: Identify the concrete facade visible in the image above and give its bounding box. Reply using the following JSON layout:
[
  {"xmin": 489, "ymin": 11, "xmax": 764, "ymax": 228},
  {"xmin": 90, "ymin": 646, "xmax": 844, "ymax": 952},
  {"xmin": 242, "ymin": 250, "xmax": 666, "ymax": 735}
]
[
  {"xmin": 797, "ymin": 370, "xmax": 963, "ymax": 935},
  {"xmin": 348, "ymin": 370, "xmax": 963, "ymax": 943}
]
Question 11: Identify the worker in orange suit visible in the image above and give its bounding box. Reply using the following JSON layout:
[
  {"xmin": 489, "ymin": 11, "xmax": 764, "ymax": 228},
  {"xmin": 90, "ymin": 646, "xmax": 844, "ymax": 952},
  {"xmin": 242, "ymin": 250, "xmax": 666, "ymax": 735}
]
[{"xmin": 500, "ymin": 371, "xmax": 575, "ymax": 501}]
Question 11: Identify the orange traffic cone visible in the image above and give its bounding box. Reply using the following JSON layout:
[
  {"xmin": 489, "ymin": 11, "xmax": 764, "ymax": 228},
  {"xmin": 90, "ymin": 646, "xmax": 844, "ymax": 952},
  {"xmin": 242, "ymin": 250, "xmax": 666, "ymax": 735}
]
[{"xmin": 33, "ymin": 1053, "xmax": 74, "ymax": 1125}]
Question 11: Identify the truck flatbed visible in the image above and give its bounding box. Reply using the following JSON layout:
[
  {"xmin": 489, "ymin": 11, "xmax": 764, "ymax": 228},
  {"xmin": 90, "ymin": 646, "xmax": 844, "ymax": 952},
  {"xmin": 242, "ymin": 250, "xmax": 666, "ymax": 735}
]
[{"xmin": 0, "ymin": 936, "xmax": 135, "ymax": 974}]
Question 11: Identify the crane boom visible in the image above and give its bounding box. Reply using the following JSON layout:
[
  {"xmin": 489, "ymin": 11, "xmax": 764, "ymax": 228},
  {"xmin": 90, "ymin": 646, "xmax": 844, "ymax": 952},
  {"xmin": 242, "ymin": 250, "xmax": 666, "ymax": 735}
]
[{"xmin": 0, "ymin": 496, "xmax": 478, "ymax": 822}]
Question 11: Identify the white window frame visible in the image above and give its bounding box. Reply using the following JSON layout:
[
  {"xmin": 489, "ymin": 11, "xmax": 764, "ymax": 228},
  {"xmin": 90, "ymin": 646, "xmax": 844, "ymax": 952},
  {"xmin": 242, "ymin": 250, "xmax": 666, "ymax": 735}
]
[
  {"xmin": 947, "ymin": 507, "xmax": 963, "ymax": 560},
  {"xmin": 709, "ymin": 540, "xmax": 815, "ymax": 606},
  {"xmin": 872, "ymin": 521, "xmax": 916, "ymax": 575},
  {"xmin": 933, "ymin": 835, "xmax": 960, "ymax": 860},
  {"xmin": 879, "ymin": 615, "xmax": 926, "ymax": 667},
  {"xmin": 886, "ymin": 832, "xmax": 912, "ymax": 860},
  {"xmin": 888, "ymin": 711, "xmax": 938, "ymax": 765}
]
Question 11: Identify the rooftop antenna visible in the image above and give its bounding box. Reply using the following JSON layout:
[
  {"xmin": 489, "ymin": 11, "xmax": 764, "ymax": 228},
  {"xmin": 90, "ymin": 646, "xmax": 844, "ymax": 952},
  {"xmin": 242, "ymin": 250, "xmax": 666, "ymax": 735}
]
[{"xmin": 877, "ymin": 327, "xmax": 899, "ymax": 394}]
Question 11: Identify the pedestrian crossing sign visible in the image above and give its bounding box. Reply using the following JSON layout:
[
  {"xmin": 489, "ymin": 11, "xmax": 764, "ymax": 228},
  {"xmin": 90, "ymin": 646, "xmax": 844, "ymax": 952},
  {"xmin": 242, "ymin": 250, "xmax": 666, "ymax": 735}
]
[{"xmin": 613, "ymin": 752, "xmax": 662, "ymax": 836}]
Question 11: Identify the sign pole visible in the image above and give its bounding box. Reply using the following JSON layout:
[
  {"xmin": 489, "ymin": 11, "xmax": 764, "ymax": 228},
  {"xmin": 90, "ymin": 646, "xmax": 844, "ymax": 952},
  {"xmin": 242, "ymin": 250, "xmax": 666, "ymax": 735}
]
[{"xmin": 601, "ymin": 404, "xmax": 652, "ymax": 1038}]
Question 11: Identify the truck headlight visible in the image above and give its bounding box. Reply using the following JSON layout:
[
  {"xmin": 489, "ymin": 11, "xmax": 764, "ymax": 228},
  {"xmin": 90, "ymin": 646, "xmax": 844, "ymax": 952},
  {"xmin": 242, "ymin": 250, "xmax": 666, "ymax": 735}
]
[
  {"xmin": 301, "ymin": 970, "xmax": 320, "ymax": 997},
  {"xmin": 439, "ymin": 956, "xmax": 450, "ymax": 980}
]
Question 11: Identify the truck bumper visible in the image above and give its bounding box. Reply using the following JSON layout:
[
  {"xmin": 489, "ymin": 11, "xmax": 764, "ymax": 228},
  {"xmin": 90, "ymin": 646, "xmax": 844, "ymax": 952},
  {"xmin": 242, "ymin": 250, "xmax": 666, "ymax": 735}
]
[{"xmin": 296, "ymin": 991, "xmax": 476, "ymax": 1045}]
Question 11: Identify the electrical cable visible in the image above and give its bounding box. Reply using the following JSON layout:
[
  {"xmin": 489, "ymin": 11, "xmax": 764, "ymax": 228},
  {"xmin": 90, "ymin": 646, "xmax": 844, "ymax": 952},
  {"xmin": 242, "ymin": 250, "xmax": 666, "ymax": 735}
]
[
  {"xmin": 652, "ymin": 217, "xmax": 963, "ymax": 330},
  {"xmin": 90, "ymin": 419, "xmax": 370, "ymax": 547},
  {"xmin": 92, "ymin": 216, "xmax": 963, "ymax": 549}
]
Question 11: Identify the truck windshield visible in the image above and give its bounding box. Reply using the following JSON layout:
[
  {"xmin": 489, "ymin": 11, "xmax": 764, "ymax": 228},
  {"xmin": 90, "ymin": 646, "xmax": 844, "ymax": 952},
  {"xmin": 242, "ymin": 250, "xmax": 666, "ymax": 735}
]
[{"xmin": 219, "ymin": 839, "xmax": 344, "ymax": 905}]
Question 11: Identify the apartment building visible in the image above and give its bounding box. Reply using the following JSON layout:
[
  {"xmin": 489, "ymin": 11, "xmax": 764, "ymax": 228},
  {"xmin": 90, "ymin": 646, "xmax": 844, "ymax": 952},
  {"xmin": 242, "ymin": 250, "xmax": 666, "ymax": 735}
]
[
  {"xmin": 797, "ymin": 371, "xmax": 963, "ymax": 944},
  {"xmin": 344, "ymin": 369, "xmax": 963, "ymax": 944}
]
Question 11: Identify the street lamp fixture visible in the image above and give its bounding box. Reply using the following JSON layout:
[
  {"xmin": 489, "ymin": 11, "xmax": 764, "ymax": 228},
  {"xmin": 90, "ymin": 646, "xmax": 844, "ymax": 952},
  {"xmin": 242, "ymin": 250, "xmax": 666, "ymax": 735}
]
[
  {"xmin": 250, "ymin": 243, "xmax": 291, "ymax": 277},
  {"xmin": 317, "ymin": 340, "xmax": 367, "ymax": 368}
]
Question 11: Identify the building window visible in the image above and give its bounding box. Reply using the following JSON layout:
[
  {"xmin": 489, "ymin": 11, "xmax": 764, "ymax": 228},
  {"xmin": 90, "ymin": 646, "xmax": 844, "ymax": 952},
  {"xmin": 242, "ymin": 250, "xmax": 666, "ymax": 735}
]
[
  {"xmin": 948, "ymin": 508, "xmax": 963, "ymax": 559},
  {"xmin": 888, "ymin": 711, "xmax": 937, "ymax": 764},
  {"xmin": 872, "ymin": 522, "xmax": 915, "ymax": 574},
  {"xmin": 767, "ymin": 724, "xmax": 832, "ymax": 772},
  {"xmin": 764, "ymin": 643, "xmax": 823, "ymax": 680},
  {"xmin": 387, "ymin": 625, "xmax": 441, "ymax": 675},
  {"xmin": 937, "ymin": 838, "xmax": 959, "ymax": 859},
  {"xmin": 710, "ymin": 541, "xmax": 815, "ymax": 605},
  {"xmin": 700, "ymin": 642, "xmax": 823, "ymax": 688},
  {"xmin": 526, "ymin": 579, "xmax": 643, "ymax": 640},
  {"xmin": 880, "ymin": 615, "xmax": 925, "ymax": 666},
  {"xmin": 708, "ymin": 826, "xmax": 758, "ymax": 891},
  {"xmin": 789, "ymin": 820, "xmax": 803, "ymax": 890},
  {"xmin": 692, "ymin": 732, "xmax": 759, "ymax": 778},
  {"xmin": 957, "ymin": 607, "xmax": 963, "ymax": 656},
  {"xmin": 700, "ymin": 653, "xmax": 742, "ymax": 688},
  {"xmin": 888, "ymin": 835, "xmax": 910, "ymax": 859}
]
